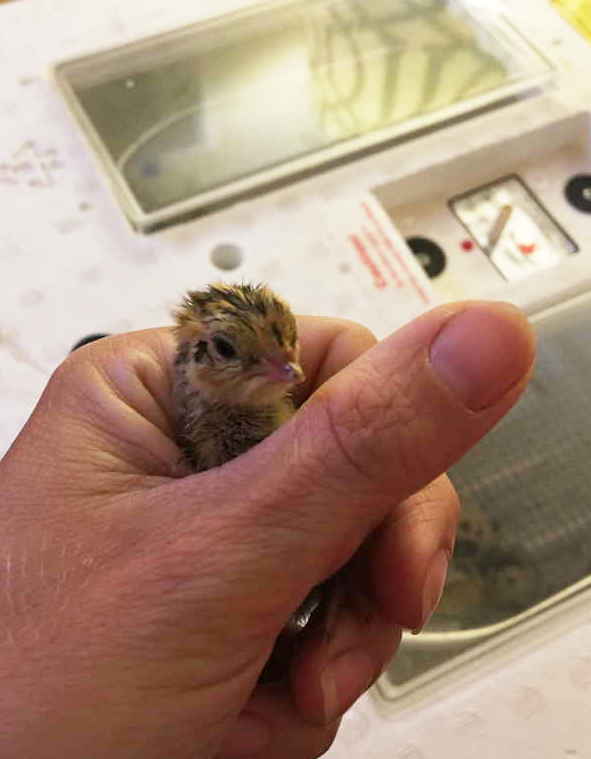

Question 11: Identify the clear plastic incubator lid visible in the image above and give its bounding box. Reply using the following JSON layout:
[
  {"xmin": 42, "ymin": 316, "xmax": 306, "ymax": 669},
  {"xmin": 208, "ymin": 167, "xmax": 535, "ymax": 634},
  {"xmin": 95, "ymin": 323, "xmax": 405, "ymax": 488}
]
[{"xmin": 55, "ymin": 0, "xmax": 554, "ymax": 231}]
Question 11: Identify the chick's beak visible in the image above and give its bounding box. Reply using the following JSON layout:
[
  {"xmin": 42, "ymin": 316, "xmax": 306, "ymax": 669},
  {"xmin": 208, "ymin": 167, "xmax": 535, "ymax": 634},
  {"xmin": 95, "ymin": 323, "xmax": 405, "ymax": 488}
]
[
  {"xmin": 281, "ymin": 361, "xmax": 305, "ymax": 384},
  {"xmin": 263, "ymin": 355, "xmax": 305, "ymax": 385}
]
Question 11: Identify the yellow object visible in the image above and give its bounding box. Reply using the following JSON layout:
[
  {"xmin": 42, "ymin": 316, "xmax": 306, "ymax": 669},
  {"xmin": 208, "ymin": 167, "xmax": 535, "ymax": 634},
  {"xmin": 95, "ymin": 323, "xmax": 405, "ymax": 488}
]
[{"xmin": 552, "ymin": 0, "xmax": 591, "ymax": 40}]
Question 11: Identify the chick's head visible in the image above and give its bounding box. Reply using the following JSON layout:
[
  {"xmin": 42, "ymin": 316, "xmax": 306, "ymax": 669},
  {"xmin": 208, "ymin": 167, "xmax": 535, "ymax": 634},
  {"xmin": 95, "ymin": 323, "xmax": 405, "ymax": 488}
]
[{"xmin": 174, "ymin": 283, "xmax": 305, "ymax": 405}]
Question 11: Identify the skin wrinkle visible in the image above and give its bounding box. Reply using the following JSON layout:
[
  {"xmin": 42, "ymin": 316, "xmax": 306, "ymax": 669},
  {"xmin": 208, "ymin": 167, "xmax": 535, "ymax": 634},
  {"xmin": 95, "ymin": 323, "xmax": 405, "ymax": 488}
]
[
  {"xmin": 341, "ymin": 316, "xmax": 490, "ymax": 495},
  {"xmin": 132, "ymin": 338, "xmax": 176, "ymax": 411},
  {"xmin": 123, "ymin": 330, "xmax": 178, "ymax": 404},
  {"xmin": 248, "ymin": 427, "xmax": 376, "ymax": 586},
  {"xmin": 134, "ymin": 461, "xmax": 325, "ymax": 630},
  {"xmin": 156, "ymin": 333, "xmax": 180, "ymax": 415},
  {"xmin": 39, "ymin": 532, "xmax": 47, "ymax": 586},
  {"xmin": 295, "ymin": 319, "xmax": 376, "ymax": 407},
  {"xmin": 49, "ymin": 355, "xmax": 106, "ymax": 413},
  {"xmin": 168, "ymin": 522, "xmax": 304, "ymax": 624},
  {"xmin": 314, "ymin": 340, "xmax": 430, "ymax": 492},
  {"xmin": 8, "ymin": 543, "xmax": 44, "ymax": 634},
  {"xmin": 70, "ymin": 386, "xmax": 178, "ymax": 480},
  {"xmin": 2, "ymin": 626, "xmax": 16, "ymax": 649},
  {"xmin": 18, "ymin": 545, "xmax": 27, "ymax": 593},
  {"xmin": 3, "ymin": 412, "xmax": 88, "ymax": 491},
  {"xmin": 394, "ymin": 499, "xmax": 454, "ymax": 541},
  {"xmin": 111, "ymin": 360, "xmax": 173, "ymax": 440},
  {"xmin": 54, "ymin": 350, "xmax": 178, "ymax": 480},
  {"xmin": 310, "ymin": 391, "xmax": 375, "ymax": 492},
  {"xmin": 134, "ymin": 359, "xmax": 176, "ymax": 438},
  {"xmin": 231, "ymin": 515, "xmax": 331, "ymax": 609},
  {"xmin": 130, "ymin": 501, "xmax": 261, "ymax": 586},
  {"xmin": 95, "ymin": 423, "xmax": 174, "ymax": 480},
  {"xmin": 251, "ymin": 414, "xmax": 364, "ymax": 546},
  {"xmin": 232, "ymin": 493, "xmax": 336, "ymax": 584},
  {"xmin": 8, "ymin": 537, "xmax": 73, "ymax": 632},
  {"xmin": 46, "ymin": 425, "xmax": 159, "ymax": 498},
  {"xmin": 344, "ymin": 362, "xmax": 404, "ymax": 436},
  {"xmin": 138, "ymin": 539, "xmax": 240, "ymax": 607},
  {"xmin": 113, "ymin": 571, "xmax": 269, "ymax": 672},
  {"xmin": 10, "ymin": 523, "xmax": 150, "ymax": 648},
  {"xmin": 3, "ymin": 552, "xmax": 15, "ymax": 620},
  {"xmin": 264, "ymin": 423, "xmax": 378, "ymax": 573},
  {"xmin": 90, "ymin": 406, "xmax": 171, "ymax": 474},
  {"xmin": 406, "ymin": 475, "xmax": 460, "ymax": 519},
  {"xmin": 109, "ymin": 601, "xmax": 272, "ymax": 693},
  {"xmin": 51, "ymin": 541, "xmax": 94, "ymax": 612},
  {"xmin": 187, "ymin": 437, "xmax": 296, "ymax": 524},
  {"xmin": 367, "ymin": 336, "xmax": 428, "ymax": 432},
  {"xmin": 103, "ymin": 344, "xmax": 176, "ymax": 438}
]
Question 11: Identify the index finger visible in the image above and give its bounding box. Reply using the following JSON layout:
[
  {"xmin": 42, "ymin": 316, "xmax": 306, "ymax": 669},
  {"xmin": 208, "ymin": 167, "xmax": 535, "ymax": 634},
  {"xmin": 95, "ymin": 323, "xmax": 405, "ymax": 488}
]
[{"xmin": 294, "ymin": 316, "xmax": 377, "ymax": 404}]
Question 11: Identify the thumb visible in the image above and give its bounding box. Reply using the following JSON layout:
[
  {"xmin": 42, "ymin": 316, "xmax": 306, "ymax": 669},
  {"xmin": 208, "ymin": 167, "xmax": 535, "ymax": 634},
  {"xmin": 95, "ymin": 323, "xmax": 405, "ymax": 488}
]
[{"xmin": 159, "ymin": 301, "xmax": 535, "ymax": 625}]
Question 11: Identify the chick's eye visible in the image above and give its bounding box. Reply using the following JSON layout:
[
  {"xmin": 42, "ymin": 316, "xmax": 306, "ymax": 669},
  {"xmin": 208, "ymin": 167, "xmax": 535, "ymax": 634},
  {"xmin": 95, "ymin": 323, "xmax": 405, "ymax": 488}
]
[{"xmin": 212, "ymin": 336, "xmax": 237, "ymax": 360}]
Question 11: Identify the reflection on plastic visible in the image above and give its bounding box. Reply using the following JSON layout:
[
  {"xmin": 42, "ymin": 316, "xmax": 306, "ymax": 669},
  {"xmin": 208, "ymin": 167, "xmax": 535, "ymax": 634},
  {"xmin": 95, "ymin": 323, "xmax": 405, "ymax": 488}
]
[
  {"xmin": 75, "ymin": 0, "xmax": 537, "ymax": 212},
  {"xmin": 113, "ymin": 0, "xmax": 510, "ymax": 211},
  {"xmin": 55, "ymin": 0, "xmax": 554, "ymax": 229}
]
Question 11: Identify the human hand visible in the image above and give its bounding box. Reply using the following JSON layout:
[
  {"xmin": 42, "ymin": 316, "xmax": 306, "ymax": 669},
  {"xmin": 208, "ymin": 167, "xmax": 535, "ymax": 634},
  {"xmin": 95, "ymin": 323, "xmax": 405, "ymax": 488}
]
[{"xmin": 0, "ymin": 302, "xmax": 535, "ymax": 759}]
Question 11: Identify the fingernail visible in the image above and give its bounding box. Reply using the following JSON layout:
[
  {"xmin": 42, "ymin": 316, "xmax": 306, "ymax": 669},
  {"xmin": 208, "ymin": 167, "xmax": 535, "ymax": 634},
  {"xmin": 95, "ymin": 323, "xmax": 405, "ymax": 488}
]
[
  {"xmin": 430, "ymin": 304, "xmax": 533, "ymax": 412},
  {"xmin": 417, "ymin": 549, "xmax": 449, "ymax": 632},
  {"xmin": 220, "ymin": 713, "xmax": 270, "ymax": 757},
  {"xmin": 321, "ymin": 649, "xmax": 375, "ymax": 724}
]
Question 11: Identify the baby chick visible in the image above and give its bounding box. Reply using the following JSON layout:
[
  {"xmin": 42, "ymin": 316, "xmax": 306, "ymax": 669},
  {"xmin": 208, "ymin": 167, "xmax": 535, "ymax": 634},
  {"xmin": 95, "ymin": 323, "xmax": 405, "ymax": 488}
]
[
  {"xmin": 172, "ymin": 282, "xmax": 305, "ymax": 472},
  {"xmin": 173, "ymin": 283, "xmax": 329, "ymax": 678}
]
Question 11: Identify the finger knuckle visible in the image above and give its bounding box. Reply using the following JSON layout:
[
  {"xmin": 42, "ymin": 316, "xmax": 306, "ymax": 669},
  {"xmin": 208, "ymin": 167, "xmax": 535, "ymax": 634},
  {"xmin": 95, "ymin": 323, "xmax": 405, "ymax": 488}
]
[
  {"xmin": 342, "ymin": 321, "xmax": 378, "ymax": 348},
  {"xmin": 46, "ymin": 353, "xmax": 93, "ymax": 408},
  {"xmin": 398, "ymin": 480, "xmax": 460, "ymax": 551},
  {"xmin": 326, "ymin": 316, "xmax": 377, "ymax": 344}
]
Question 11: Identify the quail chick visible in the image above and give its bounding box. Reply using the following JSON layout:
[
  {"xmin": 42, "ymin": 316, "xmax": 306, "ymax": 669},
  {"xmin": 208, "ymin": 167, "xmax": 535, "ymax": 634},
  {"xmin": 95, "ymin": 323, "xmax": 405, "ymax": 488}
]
[
  {"xmin": 173, "ymin": 283, "xmax": 329, "ymax": 677},
  {"xmin": 172, "ymin": 282, "xmax": 305, "ymax": 472}
]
